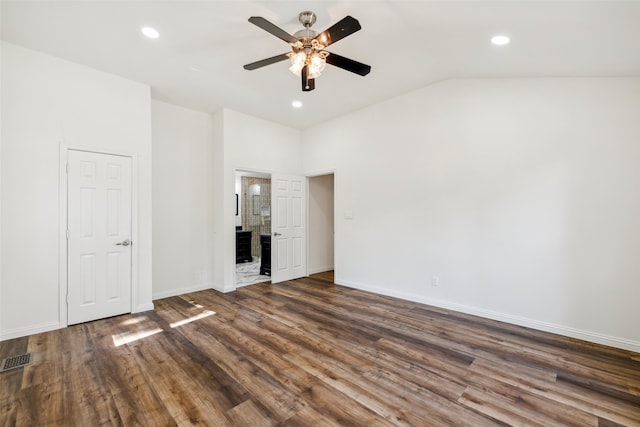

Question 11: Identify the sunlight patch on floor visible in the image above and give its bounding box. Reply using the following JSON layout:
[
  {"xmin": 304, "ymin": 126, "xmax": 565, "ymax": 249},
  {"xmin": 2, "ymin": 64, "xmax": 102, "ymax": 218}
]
[
  {"xmin": 120, "ymin": 316, "xmax": 148, "ymax": 326},
  {"xmin": 170, "ymin": 310, "xmax": 216, "ymax": 328},
  {"xmin": 187, "ymin": 301, "xmax": 204, "ymax": 309},
  {"xmin": 112, "ymin": 328, "xmax": 163, "ymax": 347}
]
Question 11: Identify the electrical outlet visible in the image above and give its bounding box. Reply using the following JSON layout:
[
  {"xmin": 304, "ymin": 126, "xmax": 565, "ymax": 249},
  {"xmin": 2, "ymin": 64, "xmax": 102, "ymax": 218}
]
[{"xmin": 431, "ymin": 275, "xmax": 439, "ymax": 287}]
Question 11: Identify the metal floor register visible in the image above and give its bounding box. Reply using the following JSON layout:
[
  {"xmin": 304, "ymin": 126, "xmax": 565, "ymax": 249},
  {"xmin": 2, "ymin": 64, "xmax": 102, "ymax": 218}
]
[{"xmin": 0, "ymin": 352, "xmax": 34, "ymax": 372}]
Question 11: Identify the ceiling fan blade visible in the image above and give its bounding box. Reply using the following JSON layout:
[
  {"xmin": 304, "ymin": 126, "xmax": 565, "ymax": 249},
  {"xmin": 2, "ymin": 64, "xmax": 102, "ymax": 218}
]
[
  {"xmin": 301, "ymin": 66, "xmax": 315, "ymax": 91},
  {"xmin": 315, "ymin": 16, "xmax": 361, "ymax": 47},
  {"xmin": 325, "ymin": 52, "xmax": 371, "ymax": 76},
  {"xmin": 248, "ymin": 16, "xmax": 298, "ymax": 44},
  {"xmin": 243, "ymin": 53, "xmax": 290, "ymax": 71}
]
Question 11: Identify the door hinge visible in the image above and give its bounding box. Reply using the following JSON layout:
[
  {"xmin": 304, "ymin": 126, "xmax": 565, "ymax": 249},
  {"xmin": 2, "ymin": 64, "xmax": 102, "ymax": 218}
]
[
  {"xmin": 66, "ymin": 229, "xmax": 69, "ymax": 239},
  {"xmin": 66, "ymin": 163, "xmax": 69, "ymax": 174}
]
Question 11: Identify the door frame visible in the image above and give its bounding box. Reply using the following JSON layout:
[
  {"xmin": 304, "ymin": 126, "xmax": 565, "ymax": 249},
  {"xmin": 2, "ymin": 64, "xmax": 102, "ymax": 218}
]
[{"xmin": 58, "ymin": 144, "xmax": 140, "ymax": 327}]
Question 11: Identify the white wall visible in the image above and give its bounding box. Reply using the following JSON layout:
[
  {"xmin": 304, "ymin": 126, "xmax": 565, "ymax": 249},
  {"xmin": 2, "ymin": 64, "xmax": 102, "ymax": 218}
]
[
  {"xmin": 212, "ymin": 109, "xmax": 302, "ymax": 292},
  {"xmin": 5, "ymin": 41, "xmax": 637, "ymax": 353},
  {"xmin": 0, "ymin": 42, "xmax": 153, "ymax": 339},
  {"xmin": 303, "ymin": 78, "xmax": 640, "ymax": 351},
  {"xmin": 148, "ymin": 105, "xmax": 303, "ymax": 298},
  {"xmin": 308, "ymin": 174, "xmax": 334, "ymax": 274},
  {"xmin": 151, "ymin": 100, "xmax": 215, "ymax": 299}
]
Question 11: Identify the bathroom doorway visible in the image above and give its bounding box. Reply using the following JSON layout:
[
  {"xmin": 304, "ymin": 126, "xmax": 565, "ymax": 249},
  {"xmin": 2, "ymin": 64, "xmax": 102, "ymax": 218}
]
[{"xmin": 235, "ymin": 170, "xmax": 272, "ymax": 286}]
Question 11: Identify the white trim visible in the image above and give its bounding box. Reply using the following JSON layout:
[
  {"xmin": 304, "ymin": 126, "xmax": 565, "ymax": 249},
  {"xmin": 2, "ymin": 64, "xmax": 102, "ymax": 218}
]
[
  {"xmin": 59, "ymin": 145, "xmax": 140, "ymax": 328},
  {"xmin": 332, "ymin": 171, "xmax": 337, "ymax": 281},
  {"xmin": 0, "ymin": 321, "xmax": 62, "ymax": 341},
  {"xmin": 58, "ymin": 144, "xmax": 69, "ymax": 327},
  {"xmin": 305, "ymin": 176, "xmax": 310, "ymax": 277},
  {"xmin": 152, "ymin": 283, "xmax": 214, "ymax": 301},
  {"xmin": 211, "ymin": 281, "xmax": 231, "ymax": 293},
  {"xmin": 335, "ymin": 277, "xmax": 640, "ymax": 353},
  {"xmin": 235, "ymin": 166, "xmax": 273, "ymax": 176},
  {"xmin": 130, "ymin": 154, "xmax": 141, "ymax": 312},
  {"xmin": 0, "ymin": 113, "xmax": 2, "ymax": 337},
  {"xmin": 305, "ymin": 168, "xmax": 337, "ymax": 178}
]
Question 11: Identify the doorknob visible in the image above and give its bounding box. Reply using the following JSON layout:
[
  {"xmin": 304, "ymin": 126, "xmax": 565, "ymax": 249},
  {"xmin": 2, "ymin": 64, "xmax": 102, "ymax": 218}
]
[
  {"xmin": 116, "ymin": 239, "xmax": 131, "ymax": 246},
  {"xmin": 273, "ymin": 232, "xmax": 282, "ymax": 236}
]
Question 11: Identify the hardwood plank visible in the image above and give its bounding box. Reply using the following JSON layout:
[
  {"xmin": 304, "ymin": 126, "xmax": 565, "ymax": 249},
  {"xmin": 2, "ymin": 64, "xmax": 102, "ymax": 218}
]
[
  {"xmin": 458, "ymin": 381, "xmax": 596, "ymax": 426},
  {"xmin": 132, "ymin": 339, "xmax": 229, "ymax": 426},
  {"xmin": 22, "ymin": 329, "xmax": 64, "ymax": 390},
  {"xmin": 282, "ymin": 348, "xmax": 414, "ymax": 426},
  {"xmin": 172, "ymin": 318, "xmax": 308, "ymax": 422},
  {"xmin": 295, "ymin": 379, "xmax": 391, "ymax": 427},
  {"xmin": 1, "ymin": 271, "xmax": 639, "ymax": 426},
  {"xmin": 14, "ymin": 381, "xmax": 65, "ymax": 426},
  {"xmin": 0, "ymin": 396, "xmax": 18, "ymax": 427},
  {"xmin": 557, "ymin": 371, "xmax": 640, "ymax": 406},
  {"xmin": 468, "ymin": 357, "xmax": 640, "ymax": 426},
  {"xmin": 279, "ymin": 405, "xmax": 345, "ymax": 427},
  {"xmin": 87, "ymin": 316, "xmax": 177, "ymax": 426},
  {"xmin": 225, "ymin": 399, "xmax": 277, "ymax": 427}
]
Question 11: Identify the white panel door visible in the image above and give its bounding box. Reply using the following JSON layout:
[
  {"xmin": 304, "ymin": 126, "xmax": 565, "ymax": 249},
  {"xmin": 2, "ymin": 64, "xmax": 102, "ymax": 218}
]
[
  {"xmin": 271, "ymin": 173, "xmax": 306, "ymax": 284},
  {"xmin": 67, "ymin": 150, "xmax": 132, "ymax": 325}
]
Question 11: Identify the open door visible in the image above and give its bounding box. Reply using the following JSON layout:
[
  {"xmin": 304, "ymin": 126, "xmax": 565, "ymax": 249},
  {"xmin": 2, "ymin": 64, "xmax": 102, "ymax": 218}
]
[{"xmin": 271, "ymin": 173, "xmax": 306, "ymax": 283}]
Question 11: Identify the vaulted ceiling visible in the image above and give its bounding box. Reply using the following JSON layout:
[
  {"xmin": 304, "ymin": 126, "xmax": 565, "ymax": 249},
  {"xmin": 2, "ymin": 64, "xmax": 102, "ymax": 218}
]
[{"xmin": 2, "ymin": 1, "xmax": 639, "ymax": 129}]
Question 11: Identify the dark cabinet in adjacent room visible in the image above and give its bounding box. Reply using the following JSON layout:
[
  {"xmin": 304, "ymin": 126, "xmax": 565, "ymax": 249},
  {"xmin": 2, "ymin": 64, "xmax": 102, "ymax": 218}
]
[
  {"xmin": 260, "ymin": 234, "xmax": 271, "ymax": 276},
  {"xmin": 236, "ymin": 230, "xmax": 252, "ymax": 263}
]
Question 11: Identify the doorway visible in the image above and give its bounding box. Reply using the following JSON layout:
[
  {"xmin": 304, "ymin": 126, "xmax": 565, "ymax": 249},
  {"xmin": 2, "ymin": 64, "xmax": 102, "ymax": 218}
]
[
  {"xmin": 308, "ymin": 173, "xmax": 335, "ymax": 276},
  {"xmin": 235, "ymin": 170, "xmax": 272, "ymax": 286}
]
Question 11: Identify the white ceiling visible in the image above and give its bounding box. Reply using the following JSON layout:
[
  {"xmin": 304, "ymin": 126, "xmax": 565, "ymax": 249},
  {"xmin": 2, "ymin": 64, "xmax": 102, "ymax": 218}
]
[{"xmin": 2, "ymin": 1, "xmax": 639, "ymax": 129}]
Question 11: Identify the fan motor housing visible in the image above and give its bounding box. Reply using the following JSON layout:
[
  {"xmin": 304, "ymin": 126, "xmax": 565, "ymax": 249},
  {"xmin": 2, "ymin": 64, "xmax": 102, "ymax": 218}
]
[{"xmin": 298, "ymin": 11, "xmax": 317, "ymax": 28}]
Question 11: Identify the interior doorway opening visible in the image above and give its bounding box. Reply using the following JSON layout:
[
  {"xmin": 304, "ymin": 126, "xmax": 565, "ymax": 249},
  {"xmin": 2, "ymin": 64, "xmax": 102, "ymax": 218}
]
[
  {"xmin": 308, "ymin": 173, "xmax": 335, "ymax": 276},
  {"xmin": 235, "ymin": 170, "xmax": 272, "ymax": 287}
]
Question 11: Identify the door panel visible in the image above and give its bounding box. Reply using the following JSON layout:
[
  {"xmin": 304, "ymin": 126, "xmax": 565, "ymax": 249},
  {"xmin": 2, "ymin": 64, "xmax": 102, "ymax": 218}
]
[
  {"xmin": 271, "ymin": 173, "xmax": 306, "ymax": 284},
  {"xmin": 80, "ymin": 254, "xmax": 96, "ymax": 304},
  {"xmin": 67, "ymin": 150, "xmax": 132, "ymax": 325}
]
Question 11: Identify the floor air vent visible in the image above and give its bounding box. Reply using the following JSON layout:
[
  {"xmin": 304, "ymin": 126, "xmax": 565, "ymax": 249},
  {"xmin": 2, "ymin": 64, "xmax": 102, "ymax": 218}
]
[{"xmin": 0, "ymin": 353, "xmax": 34, "ymax": 372}]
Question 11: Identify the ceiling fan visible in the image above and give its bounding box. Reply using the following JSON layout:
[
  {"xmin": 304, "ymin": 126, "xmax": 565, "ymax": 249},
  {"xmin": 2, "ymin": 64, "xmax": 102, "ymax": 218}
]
[{"xmin": 243, "ymin": 11, "xmax": 371, "ymax": 92}]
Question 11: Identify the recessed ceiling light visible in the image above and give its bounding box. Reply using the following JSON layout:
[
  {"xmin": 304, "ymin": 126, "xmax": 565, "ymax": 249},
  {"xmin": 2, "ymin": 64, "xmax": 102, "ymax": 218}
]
[
  {"xmin": 491, "ymin": 35, "xmax": 510, "ymax": 46},
  {"xmin": 292, "ymin": 101, "xmax": 303, "ymax": 108},
  {"xmin": 141, "ymin": 27, "xmax": 160, "ymax": 39}
]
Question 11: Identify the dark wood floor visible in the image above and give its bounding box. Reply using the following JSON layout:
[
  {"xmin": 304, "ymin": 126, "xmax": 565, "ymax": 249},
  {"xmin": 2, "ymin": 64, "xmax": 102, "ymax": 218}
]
[{"xmin": 1, "ymin": 271, "xmax": 639, "ymax": 426}]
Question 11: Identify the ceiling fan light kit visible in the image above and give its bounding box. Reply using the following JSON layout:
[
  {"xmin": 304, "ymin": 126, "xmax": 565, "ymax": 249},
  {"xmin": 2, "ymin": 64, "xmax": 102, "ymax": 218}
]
[{"xmin": 243, "ymin": 10, "xmax": 371, "ymax": 92}]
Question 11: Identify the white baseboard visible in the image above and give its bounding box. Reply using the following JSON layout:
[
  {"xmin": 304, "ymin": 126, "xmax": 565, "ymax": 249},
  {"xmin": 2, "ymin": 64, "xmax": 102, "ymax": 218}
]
[
  {"xmin": 335, "ymin": 277, "xmax": 640, "ymax": 353},
  {"xmin": 0, "ymin": 321, "xmax": 62, "ymax": 342},
  {"xmin": 210, "ymin": 281, "xmax": 236, "ymax": 293},
  {"xmin": 308, "ymin": 266, "xmax": 334, "ymax": 275},
  {"xmin": 152, "ymin": 283, "xmax": 216, "ymax": 300}
]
